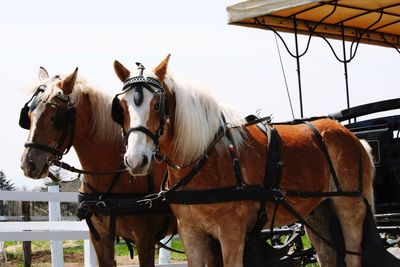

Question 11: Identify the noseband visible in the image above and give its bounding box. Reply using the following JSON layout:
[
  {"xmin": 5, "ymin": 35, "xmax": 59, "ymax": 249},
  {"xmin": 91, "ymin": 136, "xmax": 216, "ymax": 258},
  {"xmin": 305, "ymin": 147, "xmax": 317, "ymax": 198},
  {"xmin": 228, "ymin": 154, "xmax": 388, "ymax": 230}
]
[
  {"xmin": 112, "ymin": 63, "xmax": 169, "ymax": 156},
  {"xmin": 19, "ymin": 81, "xmax": 76, "ymax": 159}
]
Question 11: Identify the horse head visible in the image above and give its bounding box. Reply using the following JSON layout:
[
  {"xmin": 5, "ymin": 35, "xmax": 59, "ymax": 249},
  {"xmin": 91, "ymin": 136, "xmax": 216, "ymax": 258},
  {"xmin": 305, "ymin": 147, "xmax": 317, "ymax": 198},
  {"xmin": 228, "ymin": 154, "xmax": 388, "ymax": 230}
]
[
  {"xmin": 20, "ymin": 67, "xmax": 79, "ymax": 179},
  {"xmin": 112, "ymin": 55, "xmax": 173, "ymax": 176}
]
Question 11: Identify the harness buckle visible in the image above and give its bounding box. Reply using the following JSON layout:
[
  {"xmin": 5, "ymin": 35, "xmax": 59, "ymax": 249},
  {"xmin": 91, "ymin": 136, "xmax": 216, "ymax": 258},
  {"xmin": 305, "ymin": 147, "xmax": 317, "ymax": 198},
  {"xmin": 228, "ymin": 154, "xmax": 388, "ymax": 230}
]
[
  {"xmin": 48, "ymin": 158, "xmax": 63, "ymax": 172},
  {"xmin": 158, "ymin": 190, "xmax": 167, "ymax": 202},
  {"xmin": 153, "ymin": 151, "xmax": 165, "ymax": 164},
  {"xmin": 272, "ymin": 189, "xmax": 286, "ymax": 201},
  {"xmin": 137, "ymin": 198, "xmax": 153, "ymax": 209},
  {"xmin": 95, "ymin": 201, "xmax": 106, "ymax": 210}
]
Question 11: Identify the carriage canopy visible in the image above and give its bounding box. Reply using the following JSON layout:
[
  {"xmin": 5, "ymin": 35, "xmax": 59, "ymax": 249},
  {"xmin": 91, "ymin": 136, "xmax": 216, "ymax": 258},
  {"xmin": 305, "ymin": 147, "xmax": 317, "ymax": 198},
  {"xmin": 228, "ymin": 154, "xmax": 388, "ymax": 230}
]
[{"xmin": 227, "ymin": 0, "xmax": 400, "ymax": 49}]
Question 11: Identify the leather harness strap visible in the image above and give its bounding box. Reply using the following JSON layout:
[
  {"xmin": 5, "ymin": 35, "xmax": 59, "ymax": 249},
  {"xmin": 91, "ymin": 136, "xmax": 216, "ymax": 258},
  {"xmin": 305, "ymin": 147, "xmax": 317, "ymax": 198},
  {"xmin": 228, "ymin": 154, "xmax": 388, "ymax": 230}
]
[{"xmin": 304, "ymin": 121, "xmax": 343, "ymax": 192}]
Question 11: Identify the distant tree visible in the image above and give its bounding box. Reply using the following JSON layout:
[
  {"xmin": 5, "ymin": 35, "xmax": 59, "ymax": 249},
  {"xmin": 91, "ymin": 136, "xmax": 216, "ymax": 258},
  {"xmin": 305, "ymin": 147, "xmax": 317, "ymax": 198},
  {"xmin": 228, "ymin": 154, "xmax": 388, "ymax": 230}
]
[
  {"xmin": 0, "ymin": 170, "xmax": 15, "ymax": 215},
  {"xmin": 0, "ymin": 170, "xmax": 15, "ymax": 191},
  {"xmin": 38, "ymin": 169, "xmax": 81, "ymax": 217}
]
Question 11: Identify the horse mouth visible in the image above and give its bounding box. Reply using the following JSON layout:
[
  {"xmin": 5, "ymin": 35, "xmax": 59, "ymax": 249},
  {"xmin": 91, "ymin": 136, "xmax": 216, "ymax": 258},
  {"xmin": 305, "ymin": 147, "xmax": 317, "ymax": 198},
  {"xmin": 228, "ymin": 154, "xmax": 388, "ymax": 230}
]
[
  {"xmin": 21, "ymin": 160, "xmax": 49, "ymax": 179},
  {"xmin": 128, "ymin": 167, "xmax": 149, "ymax": 177}
]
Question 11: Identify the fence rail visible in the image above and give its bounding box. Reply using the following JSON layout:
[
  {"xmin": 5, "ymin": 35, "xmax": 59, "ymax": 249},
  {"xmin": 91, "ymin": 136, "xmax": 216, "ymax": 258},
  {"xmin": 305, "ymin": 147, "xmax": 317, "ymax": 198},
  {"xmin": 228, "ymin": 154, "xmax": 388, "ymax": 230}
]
[
  {"xmin": 0, "ymin": 190, "xmax": 77, "ymax": 202},
  {"xmin": 0, "ymin": 188, "xmax": 186, "ymax": 267},
  {"xmin": 0, "ymin": 221, "xmax": 89, "ymax": 241},
  {"xmin": 0, "ymin": 187, "xmax": 96, "ymax": 267}
]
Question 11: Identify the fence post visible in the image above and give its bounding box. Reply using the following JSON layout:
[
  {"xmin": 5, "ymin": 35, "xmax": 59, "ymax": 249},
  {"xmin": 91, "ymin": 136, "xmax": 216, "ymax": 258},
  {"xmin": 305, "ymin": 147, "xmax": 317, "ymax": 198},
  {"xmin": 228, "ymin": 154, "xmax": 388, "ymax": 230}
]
[
  {"xmin": 84, "ymin": 239, "xmax": 97, "ymax": 267},
  {"xmin": 48, "ymin": 185, "xmax": 64, "ymax": 267},
  {"xmin": 158, "ymin": 236, "xmax": 172, "ymax": 264},
  {"xmin": 22, "ymin": 201, "xmax": 31, "ymax": 267}
]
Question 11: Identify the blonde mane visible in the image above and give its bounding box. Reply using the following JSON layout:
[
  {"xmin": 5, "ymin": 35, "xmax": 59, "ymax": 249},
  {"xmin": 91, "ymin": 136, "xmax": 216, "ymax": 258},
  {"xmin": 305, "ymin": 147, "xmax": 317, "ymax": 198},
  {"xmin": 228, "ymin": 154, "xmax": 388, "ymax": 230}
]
[
  {"xmin": 163, "ymin": 74, "xmax": 246, "ymax": 164},
  {"xmin": 37, "ymin": 75, "xmax": 121, "ymax": 145}
]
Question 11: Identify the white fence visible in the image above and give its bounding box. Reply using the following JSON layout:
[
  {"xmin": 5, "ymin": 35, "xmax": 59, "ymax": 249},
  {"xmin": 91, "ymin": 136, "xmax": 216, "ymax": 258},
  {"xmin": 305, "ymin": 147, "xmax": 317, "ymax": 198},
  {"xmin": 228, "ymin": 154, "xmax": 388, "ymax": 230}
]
[
  {"xmin": 0, "ymin": 186, "xmax": 96, "ymax": 267},
  {"xmin": 0, "ymin": 188, "xmax": 186, "ymax": 267}
]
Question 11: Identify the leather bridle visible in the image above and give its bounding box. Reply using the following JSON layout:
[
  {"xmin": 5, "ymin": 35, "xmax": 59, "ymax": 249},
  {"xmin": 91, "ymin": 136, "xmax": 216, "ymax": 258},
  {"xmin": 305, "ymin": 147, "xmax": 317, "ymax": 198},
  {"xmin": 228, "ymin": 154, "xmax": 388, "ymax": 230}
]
[
  {"xmin": 20, "ymin": 84, "xmax": 76, "ymax": 160},
  {"xmin": 112, "ymin": 63, "xmax": 169, "ymax": 159}
]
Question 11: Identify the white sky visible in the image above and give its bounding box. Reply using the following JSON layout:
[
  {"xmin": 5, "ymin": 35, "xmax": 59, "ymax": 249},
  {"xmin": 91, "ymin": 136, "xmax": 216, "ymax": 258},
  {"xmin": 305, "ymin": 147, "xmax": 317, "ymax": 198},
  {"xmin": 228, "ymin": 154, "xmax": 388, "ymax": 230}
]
[{"xmin": 0, "ymin": 0, "xmax": 399, "ymax": 190}]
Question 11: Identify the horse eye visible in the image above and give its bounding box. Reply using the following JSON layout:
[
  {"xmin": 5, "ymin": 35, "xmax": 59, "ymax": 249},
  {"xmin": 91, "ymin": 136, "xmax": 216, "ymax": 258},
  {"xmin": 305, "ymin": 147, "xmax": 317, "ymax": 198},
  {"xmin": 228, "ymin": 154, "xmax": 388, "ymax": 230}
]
[{"xmin": 154, "ymin": 103, "xmax": 160, "ymax": 110}]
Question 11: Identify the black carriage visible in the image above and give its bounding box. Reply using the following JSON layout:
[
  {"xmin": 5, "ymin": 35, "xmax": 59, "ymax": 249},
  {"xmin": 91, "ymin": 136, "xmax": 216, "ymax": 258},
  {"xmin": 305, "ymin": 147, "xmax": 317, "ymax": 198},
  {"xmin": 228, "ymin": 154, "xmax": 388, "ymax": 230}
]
[{"xmin": 226, "ymin": 0, "xmax": 400, "ymax": 265}]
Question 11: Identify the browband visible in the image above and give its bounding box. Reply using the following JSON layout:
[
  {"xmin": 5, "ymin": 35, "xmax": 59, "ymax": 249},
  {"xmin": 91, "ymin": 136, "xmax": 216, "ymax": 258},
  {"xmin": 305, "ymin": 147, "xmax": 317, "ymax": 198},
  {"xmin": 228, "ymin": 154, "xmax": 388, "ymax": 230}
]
[{"xmin": 122, "ymin": 76, "xmax": 164, "ymax": 93}]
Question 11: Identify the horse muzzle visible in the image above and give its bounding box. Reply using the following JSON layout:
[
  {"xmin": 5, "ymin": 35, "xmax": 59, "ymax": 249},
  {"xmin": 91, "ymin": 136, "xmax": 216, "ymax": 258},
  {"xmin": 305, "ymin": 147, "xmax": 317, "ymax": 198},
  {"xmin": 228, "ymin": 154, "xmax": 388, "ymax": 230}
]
[
  {"xmin": 124, "ymin": 153, "xmax": 150, "ymax": 176},
  {"xmin": 20, "ymin": 149, "xmax": 50, "ymax": 179}
]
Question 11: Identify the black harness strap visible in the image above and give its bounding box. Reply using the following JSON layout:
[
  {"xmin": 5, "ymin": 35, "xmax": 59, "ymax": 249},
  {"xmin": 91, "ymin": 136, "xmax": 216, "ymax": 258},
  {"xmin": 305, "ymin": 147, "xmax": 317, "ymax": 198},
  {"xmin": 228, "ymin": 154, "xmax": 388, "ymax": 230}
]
[
  {"xmin": 166, "ymin": 186, "xmax": 273, "ymax": 204},
  {"xmin": 147, "ymin": 171, "xmax": 155, "ymax": 193},
  {"xmin": 285, "ymin": 190, "xmax": 362, "ymax": 198},
  {"xmin": 122, "ymin": 238, "xmax": 136, "ymax": 259},
  {"xmin": 109, "ymin": 215, "xmax": 117, "ymax": 241},
  {"xmin": 304, "ymin": 121, "xmax": 342, "ymax": 192},
  {"xmin": 126, "ymin": 126, "xmax": 159, "ymax": 147},
  {"xmin": 78, "ymin": 171, "xmax": 124, "ymax": 242},
  {"xmin": 24, "ymin": 142, "xmax": 63, "ymax": 157},
  {"xmin": 263, "ymin": 125, "xmax": 283, "ymax": 190},
  {"xmin": 258, "ymin": 124, "xmax": 283, "ymax": 234},
  {"xmin": 49, "ymin": 159, "xmax": 127, "ymax": 175},
  {"xmin": 105, "ymin": 171, "xmax": 124, "ymax": 195},
  {"xmin": 225, "ymin": 128, "xmax": 245, "ymax": 189},
  {"xmin": 222, "ymin": 114, "xmax": 245, "ymax": 189},
  {"xmin": 164, "ymin": 154, "xmax": 209, "ymax": 193},
  {"xmin": 277, "ymin": 196, "xmax": 363, "ymax": 256},
  {"xmin": 86, "ymin": 217, "xmax": 101, "ymax": 241},
  {"xmin": 357, "ymin": 148, "xmax": 364, "ymax": 193}
]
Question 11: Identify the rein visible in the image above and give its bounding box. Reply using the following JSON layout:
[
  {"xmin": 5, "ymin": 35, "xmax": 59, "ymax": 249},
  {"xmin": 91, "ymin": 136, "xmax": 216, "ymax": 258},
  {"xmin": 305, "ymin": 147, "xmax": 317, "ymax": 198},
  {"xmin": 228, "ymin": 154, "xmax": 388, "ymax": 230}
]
[{"xmin": 48, "ymin": 159, "xmax": 128, "ymax": 176}]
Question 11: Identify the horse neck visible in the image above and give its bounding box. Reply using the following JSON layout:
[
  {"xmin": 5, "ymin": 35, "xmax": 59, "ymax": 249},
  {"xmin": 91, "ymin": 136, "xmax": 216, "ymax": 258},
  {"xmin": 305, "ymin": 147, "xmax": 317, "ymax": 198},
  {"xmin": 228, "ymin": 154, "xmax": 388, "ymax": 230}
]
[{"xmin": 71, "ymin": 94, "xmax": 126, "ymax": 191}]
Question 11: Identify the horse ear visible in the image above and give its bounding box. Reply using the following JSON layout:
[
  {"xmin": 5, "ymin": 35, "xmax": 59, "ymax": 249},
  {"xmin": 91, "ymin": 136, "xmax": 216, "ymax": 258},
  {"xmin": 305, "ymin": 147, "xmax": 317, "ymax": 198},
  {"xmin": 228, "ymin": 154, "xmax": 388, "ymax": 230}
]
[
  {"xmin": 38, "ymin": 66, "xmax": 49, "ymax": 81},
  {"xmin": 153, "ymin": 54, "xmax": 171, "ymax": 81},
  {"xmin": 114, "ymin": 60, "xmax": 131, "ymax": 82},
  {"xmin": 59, "ymin": 67, "xmax": 78, "ymax": 95}
]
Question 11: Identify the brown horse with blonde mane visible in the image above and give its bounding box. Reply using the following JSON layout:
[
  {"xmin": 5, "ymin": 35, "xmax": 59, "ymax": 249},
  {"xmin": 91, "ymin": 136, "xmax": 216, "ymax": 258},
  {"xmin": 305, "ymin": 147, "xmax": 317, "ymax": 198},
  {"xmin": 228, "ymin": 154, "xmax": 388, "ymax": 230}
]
[
  {"xmin": 112, "ymin": 55, "xmax": 376, "ymax": 267},
  {"xmin": 19, "ymin": 67, "xmax": 176, "ymax": 267}
]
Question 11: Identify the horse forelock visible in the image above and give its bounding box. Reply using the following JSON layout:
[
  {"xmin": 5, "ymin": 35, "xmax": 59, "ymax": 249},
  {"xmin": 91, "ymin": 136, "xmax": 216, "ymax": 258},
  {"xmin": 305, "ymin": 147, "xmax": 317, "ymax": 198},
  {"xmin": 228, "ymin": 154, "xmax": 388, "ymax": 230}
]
[
  {"xmin": 30, "ymin": 76, "xmax": 121, "ymax": 146},
  {"xmin": 163, "ymin": 74, "xmax": 246, "ymax": 164}
]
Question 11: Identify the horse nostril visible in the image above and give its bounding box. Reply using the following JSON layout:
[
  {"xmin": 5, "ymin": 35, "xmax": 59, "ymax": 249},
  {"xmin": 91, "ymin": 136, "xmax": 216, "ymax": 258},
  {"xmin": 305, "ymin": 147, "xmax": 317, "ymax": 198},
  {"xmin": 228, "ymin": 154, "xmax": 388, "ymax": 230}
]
[
  {"xmin": 140, "ymin": 155, "xmax": 149, "ymax": 168},
  {"xmin": 28, "ymin": 160, "xmax": 36, "ymax": 173},
  {"xmin": 124, "ymin": 156, "xmax": 132, "ymax": 169}
]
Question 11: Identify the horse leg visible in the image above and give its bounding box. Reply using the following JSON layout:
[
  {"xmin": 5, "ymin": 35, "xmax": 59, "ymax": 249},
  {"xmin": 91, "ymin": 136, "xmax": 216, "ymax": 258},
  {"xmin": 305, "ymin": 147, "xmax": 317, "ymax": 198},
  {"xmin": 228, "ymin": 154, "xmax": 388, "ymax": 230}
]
[
  {"xmin": 217, "ymin": 229, "xmax": 246, "ymax": 267},
  {"xmin": 90, "ymin": 233, "xmax": 116, "ymax": 267},
  {"xmin": 305, "ymin": 200, "xmax": 337, "ymax": 267},
  {"xmin": 331, "ymin": 197, "xmax": 366, "ymax": 267},
  {"xmin": 134, "ymin": 231, "xmax": 156, "ymax": 267},
  {"xmin": 178, "ymin": 226, "xmax": 212, "ymax": 267}
]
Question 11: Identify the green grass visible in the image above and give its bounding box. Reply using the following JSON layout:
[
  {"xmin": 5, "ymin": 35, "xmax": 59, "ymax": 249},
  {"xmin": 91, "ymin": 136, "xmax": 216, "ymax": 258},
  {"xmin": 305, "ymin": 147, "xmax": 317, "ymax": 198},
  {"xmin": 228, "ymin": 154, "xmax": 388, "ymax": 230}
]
[
  {"xmin": 114, "ymin": 238, "xmax": 187, "ymax": 261},
  {"xmin": 4, "ymin": 240, "xmax": 186, "ymax": 259},
  {"xmin": 170, "ymin": 239, "xmax": 187, "ymax": 261},
  {"xmin": 4, "ymin": 238, "xmax": 321, "ymax": 266}
]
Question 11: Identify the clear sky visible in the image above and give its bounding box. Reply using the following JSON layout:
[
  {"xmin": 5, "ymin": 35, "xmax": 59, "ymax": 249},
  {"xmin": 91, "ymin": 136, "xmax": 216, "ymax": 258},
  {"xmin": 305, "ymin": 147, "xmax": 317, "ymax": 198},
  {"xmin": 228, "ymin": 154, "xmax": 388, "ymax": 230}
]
[{"xmin": 0, "ymin": 0, "xmax": 399, "ymax": 190}]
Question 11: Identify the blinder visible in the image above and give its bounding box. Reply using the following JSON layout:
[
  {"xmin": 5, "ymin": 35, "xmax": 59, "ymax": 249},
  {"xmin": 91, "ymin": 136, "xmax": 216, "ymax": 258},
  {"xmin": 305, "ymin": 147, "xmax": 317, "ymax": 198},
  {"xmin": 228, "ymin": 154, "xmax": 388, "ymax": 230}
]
[
  {"xmin": 19, "ymin": 85, "xmax": 46, "ymax": 130},
  {"xmin": 53, "ymin": 107, "xmax": 76, "ymax": 131},
  {"xmin": 19, "ymin": 88, "xmax": 76, "ymax": 132},
  {"xmin": 111, "ymin": 95, "xmax": 125, "ymax": 126},
  {"xmin": 134, "ymin": 86, "xmax": 144, "ymax": 106}
]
